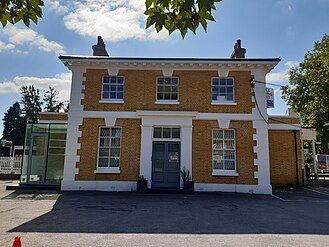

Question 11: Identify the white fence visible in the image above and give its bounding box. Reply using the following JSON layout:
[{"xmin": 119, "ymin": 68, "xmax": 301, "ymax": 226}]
[{"xmin": 0, "ymin": 157, "xmax": 22, "ymax": 174}]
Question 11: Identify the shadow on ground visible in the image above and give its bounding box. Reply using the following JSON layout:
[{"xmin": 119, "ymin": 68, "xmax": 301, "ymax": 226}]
[{"xmin": 6, "ymin": 190, "xmax": 329, "ymax": 234}]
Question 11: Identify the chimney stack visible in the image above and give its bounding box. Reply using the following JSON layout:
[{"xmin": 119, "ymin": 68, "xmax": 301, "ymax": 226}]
[
  {"xmin": 230, "ymin": 39, "xmax": 246, "ymax": 59},
  {"xmin": 92, "ymin": 36, "xmax": 109, "ymax": 56}
]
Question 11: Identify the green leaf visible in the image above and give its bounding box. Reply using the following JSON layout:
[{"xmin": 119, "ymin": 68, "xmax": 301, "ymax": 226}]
[{"xmin": 145, "ymin": 0, "xmax": 153, "ymax": 9}]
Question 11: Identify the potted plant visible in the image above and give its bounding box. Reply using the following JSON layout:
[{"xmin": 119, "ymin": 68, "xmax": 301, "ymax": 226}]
[
  {"xmin": 181, "ymin": 167, "xmax": 194, "ymax": 194},
  {"xmin": 137, "ymin": 175, "xmax": 148, "ymax": 194}
]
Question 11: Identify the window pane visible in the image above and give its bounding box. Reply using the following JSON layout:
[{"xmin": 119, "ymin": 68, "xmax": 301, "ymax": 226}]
[
  {"xmin": 172, "ymin": 128, "xmax": 180, "ymax": 138},
  {"xmin": 110, "ymin": 77, "xmax": 116, "ymax": 83},
  {"xmin": 103, "ymin": 85, "xmax": 109, "ymax": 92},
  {"xmin": 158, "ymin": 78, "xmax": 164, "ymax": 84},
  {"xmin": 163, "ymin": 128, "xmax": 171, "ymax": 138},
  {"xmin": 164, "ymin": 93, "xmax": 171, "ymax": 100},
  {"xmin": 212, "ymin": 78, "xmax": 219, "ymax": 85},
  {"xmin": 227, "ymin": 94, "xmax": 233, "ymax": 101},
  {"xmin": 109, "ymin": 157, "xmax": 120, "ymax": 167},
  {"xmin": 98, "ymin": 158, "xmax": 108, "ymax": 167},
  {"xmin": 227, "ymin": 79, "xmax": 234, "ymax": 85},
  {"xmin": 110, "ymin": 85, "xmax": 116, "ymax": 91},
  {"xmin": 117, "ymin": 77, "xmax": 124, "ymax": 84},
  {"xmin": 220, "ymin": 79, "xmax": 226, "ymax": 85},
  {"xmin": 227, "ymin": 86, "xmax": 233, "ymax": 94},
  {"xmin": 111, "ymin": 128, "xmax": 121, "ymax": 137},
  {"xmin": 224, "ymin": 150, "xmax": 235, "ymax": 160},
  {"xmin": 224, "ymin": 140, "xmax": 235, "ymax": 149},
  {"xmin": 99, "ymin": 148, "xmax": 109, "ymax": 157},
  {"xmin": 212, "ymin": 93, "xmax": 218, "ymax": 101},
  {"xmin": 100, "ymin": 138, "xmax": 110, "ymax": 147},
  {"xmin": 164, "ymin": 78, "xmax": 171, "ymax": 84},
  {"xmin": 110, "ymin": 148, "xmax": 120, "ymax": 157},
  {"xmin": 157, "ymin": 93, "xmax": 164, "ymax": 100},
  {"xmin": 172, "ymin": 78, "xmax": 179, "ymax": 85},
  {"xmin": 164, "ymin": 86, "xmax": 171, "ymax": 93},
  {"xmin": 213, "ymin": 139, "xmax": 223, "ymax": 149},
  {"xmin": 213, "ymin": 130, "xmax": 223, "ymax": 139},
  {"xmin": 225, "ymin": 160, "xmax": 235, "ymax": 170},
  {"xmin": 212, "ymin": 86, "xmax": 219, "ymax": 93},
  {"xmin": 213, "ymin": 159, "xmax": 224, "ymax": 170},
  {"xmin": 154, "ymin": 128, "xmax": 162, "ymax": 138},
  {"xmin": 100, "ymin": 128, "xmax": 111, "ymax": 136},
  {"xmin": 110, "ymin": 92, "xmax": 116, "ymax": 99},
  {"xmin": 171, "ymin": 93, "xmax": 178, "ymax": 100},
  {"xmin": 103, "ymin": 77, "xmax": 109, "ymax": 83},
  {"xmin": 219, "ymin": 86, "xmax": 226, "ymax": 94},
  {"xmin": 111, "ymin": 138, "xmax": 120, "ymax": 147},
  {"xmin": 158, "ymin": 86, "xmax": 164, "ymax": 93},
  {"xmin": 102, "ymin": 92, "xmax": 109, "ymax": 99},
  {"xmin": 117, "ymin": 92, "xmax": 123, "ymax": 99},
  {"xmin": 224, "ymin": 130, "xmax": 234, "ymax": 139}
]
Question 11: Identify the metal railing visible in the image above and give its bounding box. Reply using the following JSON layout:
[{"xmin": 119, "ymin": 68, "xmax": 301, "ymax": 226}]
[{"xmin": 0, "ymin": 157, "xmax": 22, "ymax": 174}]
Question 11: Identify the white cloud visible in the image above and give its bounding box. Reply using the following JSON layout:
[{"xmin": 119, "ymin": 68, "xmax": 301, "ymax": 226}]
[
  {"xmin": 2, "ymin": 26, "xmax": 65, "ymax": 54},
  {"xmin": 0, "ymin": 40, "xmax": 16, "ymax": 52},
  {"xmin": 63, "ymin": 0, "xmax": 170, "ymax": 42},
  {"xmin": 44, "ymin": 0, "xmax": 69, "ymax": 14},
  {"xmin": 0, "ymin": 73, "xmax": 71, "ymax": 101},
  {"xmin": 266, "ymin": 61, "xmax": 300, "ymax": 83}
]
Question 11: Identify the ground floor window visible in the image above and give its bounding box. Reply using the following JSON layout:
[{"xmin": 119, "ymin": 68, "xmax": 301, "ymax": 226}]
[
  {"xmin": 212, "ymin": 129, "xmax": 236, "ymax": 171},
  {"xmin": 98, "ymin": 127, "xmax": 122, "ymax": 168},
  {"xmin": 153, "ymin": 127, "xmax": 180, "ymax": 139}
]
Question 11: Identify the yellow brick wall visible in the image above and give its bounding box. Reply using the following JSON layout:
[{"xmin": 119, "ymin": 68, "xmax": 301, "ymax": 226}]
[
  {"xmin": 269, "ymin": 130, "xmax": 303, "ymax": 186},
  {"xmin": 268, "ymin": 117, "xmax": 300, "ymax": 125},
  {"xmin": 82, "ymin": 69, "xmax": 253, "ymax": 113},
  {"xmin": 192, "ymin": 120, "xmax": 257, "ymax": 185},
  {"xmin": 39, "ymin": 113, "xmax": 68, "ymax": 121},
  {"xmin": 75, "ymin": 118, "xmax": 141, "ymax": 181}
]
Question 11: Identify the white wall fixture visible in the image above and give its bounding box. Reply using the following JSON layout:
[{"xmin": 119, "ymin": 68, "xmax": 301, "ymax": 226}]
[
  {"xmin": 105, "ymin": 117, "xmax": 116, "ymax": 127},
  {"xmin": 217, "ymin": 119, "xmax": 230, "ymax": 129},
  {"xmin": 162, "ymin": 69, "xmax": 174, "ymax": 77},
  {"xmin": 218, "ymin": 68, "xmax": 229, "ymax": 77},
  {"xmin": 107, "ymin": 68, "xmax": 119, "ymax": 76}
]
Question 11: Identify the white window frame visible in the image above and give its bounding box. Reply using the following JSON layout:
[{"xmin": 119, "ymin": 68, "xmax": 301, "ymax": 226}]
[
  {"xmin": 212, "ymin": 129, "xmax": 239, "ymax": 176},
  {"xmin": 95, "ymin": 127, "xmax": 122, "ymax": 174},
  {"xmin": 155, "ymin": 76, "xmax": 179, "ymax": 104},
  {"xmin": 100, "ymin": 75, "xmax": 124, "ymax": 104},
  {"xmin": 211, "ymin": 77, "xmax": 236, "ymax": 105},
  {"xmin": 152, "ymin": 126, "xmax": 181, "ymax": 141}
]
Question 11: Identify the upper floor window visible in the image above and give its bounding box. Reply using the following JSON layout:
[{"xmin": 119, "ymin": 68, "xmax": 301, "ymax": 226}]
[
  {"xmin": 102, "ymin": 76, "xmax": 124, "ymax": 101},
  {"xmin": 212, "ymin": 129, "xmax": 236, "ymax": 172},
  {"xmin": 156, "ymin": 77, "xmax": 179, "ymax": 101},
  {"xmin": 212, "ymin": 77, "xmax": 234, "ymax": 102}
]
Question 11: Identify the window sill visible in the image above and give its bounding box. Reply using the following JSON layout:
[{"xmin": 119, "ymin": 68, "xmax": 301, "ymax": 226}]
[
  {"xmin": 212, "ymin": 170, "xmax": 239, "ymax": 177},
  {"xmin": 94, "ymin": 168, "xmax": 120, "ymax": 174},
  {"xmin": 211, "ymin": 101, "xmax": 237, "ymax": 106},
  {"xmin": 99, "ymin": 100, "xmax": 124, "ymax": 104},
  {"xmin": 155, "ymin": 101, "xmax": 180, "ymax": 105}
]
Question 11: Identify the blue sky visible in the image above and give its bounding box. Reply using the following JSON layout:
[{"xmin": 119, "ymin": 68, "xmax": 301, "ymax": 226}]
[{"xmin": 0, "ymin": 0, "xmax": 329, "ymax": 137}]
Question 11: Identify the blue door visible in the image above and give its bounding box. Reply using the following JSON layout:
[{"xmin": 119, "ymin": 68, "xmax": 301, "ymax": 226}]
[{"xmin": 152, "ymin": 142, "xmax": 180, "ymax": 188}]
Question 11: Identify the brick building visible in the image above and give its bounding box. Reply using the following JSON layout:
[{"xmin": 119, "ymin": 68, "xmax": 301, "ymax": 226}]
[{"xmin": 27, "ymin": 38, "xmax": 302, "ymax": 194}]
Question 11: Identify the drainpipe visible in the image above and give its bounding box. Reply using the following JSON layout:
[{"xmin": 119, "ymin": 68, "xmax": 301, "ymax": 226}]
[{"xmin": 293, "ymin": 130, "xmax": 299, "ymax": 186}]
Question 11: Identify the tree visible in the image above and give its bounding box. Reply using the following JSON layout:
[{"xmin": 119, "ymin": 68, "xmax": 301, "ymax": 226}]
[
  {"xmin": 282, "ymin": 35, "xmax": 329, "ymax": 154},
  {"xmin": 2, "ymin": 102, "xmax": 26, "ymax": 151},
  {"xmin": 43, "ymin": 86, "xmax": 64, "ymax": 112},
  {"xmin": 0, "ymin": 0, "xmax": 44, "ymax": 27},
  {"xmin": 0, "ymin": 0, "xmax": 221, "ymax": 38},
  {"xmin": 20, "ymin": 85, "xmax": 42, "ymax": 123}
]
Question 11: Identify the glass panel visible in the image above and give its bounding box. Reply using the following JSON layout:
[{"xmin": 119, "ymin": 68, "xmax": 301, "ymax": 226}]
[
  {"xmin": 220, "ymin": 79, "xmax": 227, "ymax": 85},
  {"xmin": 21, "ymin": 124, "xmax": 32, "ymax": 183},
  {"xmin": 99, "ymin": 148, "xmax": 109, "ymax": 156},
  {"xmin": 98, "ymin": 158, "xmax": 108, "ymax": 167},
  {"xmin": 102, "ymin": 92, "xmax": 109, "ymax": 99},
  {"xmin": 172, "ymin": 128, "xmax": 180, "ymax": 138},
  {"xmin": 100, "ymin": 128, "xmax": 111, "ymax": 137},
  {"xmin": 154, "ymin": 128, "xmax": 162, "ymax": 138},
  {"xmin": 163, "ymin": 128, "xmax": 171, "ymax": 138},
  {"xmin": 110, "ymin": 157, "xmax": 120, "ymax": 167},
  {"xmin": 100, "ymin": 138, "xmax": 110, "ymax": 147},
  {"xmin": 111, "ymin": 138, "xmax": 121, "ymax": 147},
  {"xmin": 212, "ymin": 78, "xmax": 219, "ymax": 85},
  {"xmin": 224, "ymin": 140, "xmax": 235, "ymax": 149},
  {"xmin": 224, "ymin": 130, "xmax": 234, "ymax": 139},
  {"xmin": 103, "ymin": 77, "xmax": 109, "ymax": 83},
  {"xmin": 213, "ymin": 130, "xmax": 223, "ymax": 139},
  {"xmin": 227, "ymin": 79, "xmax": 234, "ymax": 85},
  {"xmin": 46, "ymin": 124, "xmax": 67, "ymax": 184},
  {"xmin": 117, "ymin": 77, "xmax": 124, "ymax": 84},
  {"xmin": 213, "ymin": 139, "xmax": 223, "ymax": 149},
  {"xmin": 111, "ymin": 128, "xmax": 121, "ymax": 137},
  {"xmin": 213, "ymin": 159, "xmax": 224, "ymax": 170},
  {"xmin": 225, "ymin": 160, "xmax": 235, "ymax": 170},
  {"xmin": 110, "ymin": 148, "xmax": 120, "ymax": 157},
  {"xmin": 29, "ymin": 134, "xmax": 47, "ymax": 182}
]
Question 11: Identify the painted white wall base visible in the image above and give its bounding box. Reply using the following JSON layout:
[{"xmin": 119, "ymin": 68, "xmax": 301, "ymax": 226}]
[
  {"xmin": 195, "ymin": 183, "xmax": 272, "ymax": 194},
  {"xmin": 61, "ymin": 181, "xmax": 137, "ymax": 192}
]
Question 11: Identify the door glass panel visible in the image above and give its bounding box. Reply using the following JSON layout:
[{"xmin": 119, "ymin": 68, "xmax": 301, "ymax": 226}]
[
  {"xmin": 167, "ymin": 143, "xmax": 179, "ymax": 169},
  {"xmin": 29, "ymin": 135, "xmax": 47, "ymax": 182},
  {"xmin": 154, "ymin": 143, "xmax": 165, "ymax": 172}
]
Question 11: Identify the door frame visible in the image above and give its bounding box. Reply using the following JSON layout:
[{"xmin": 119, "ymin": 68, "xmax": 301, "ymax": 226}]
[
  {"xmin": 151, "ymin": 141, "xmax": 181, "ymax": 189},
  {"xmin": 27, "ymin": 132, "xmax": 49, "ymax": 184}
]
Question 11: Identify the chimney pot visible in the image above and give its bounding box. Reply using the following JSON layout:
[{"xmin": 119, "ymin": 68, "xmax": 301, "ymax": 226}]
[
  {"xmin": 92, "ymin": 36, "xmax": 109, "ymax": 56},
  {"xmin": 230, "ymin": 39, "xmax": 246, "ymax": 59}
]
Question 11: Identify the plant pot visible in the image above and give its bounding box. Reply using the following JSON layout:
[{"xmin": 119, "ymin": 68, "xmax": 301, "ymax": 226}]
[
  {"xmin": 137, "ymin": 180, "xmax": 148, "ymax": 194},
  {"xmin": 183, "ymin": 181, "xmax": 194, "ymax": 194}
]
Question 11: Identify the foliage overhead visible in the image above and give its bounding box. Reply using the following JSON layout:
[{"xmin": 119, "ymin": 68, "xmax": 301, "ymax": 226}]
[
  {"xmin": 145, "ymin": 0, "xmax": 221, "ymax": 38},
  {"xmin": 0, "ymin": 0, "xmax": 44, "ymax": 27},
  {"xmin": 20, "ymin": 85, "xmax": 42, "ymax": 123},
  {"xmin": 282, "ymin": 35, "xmax": 329, "ymax": 153},
  {"xmin": 43, "ymin": 86, "xmax": 64, "ymax": 112}
]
